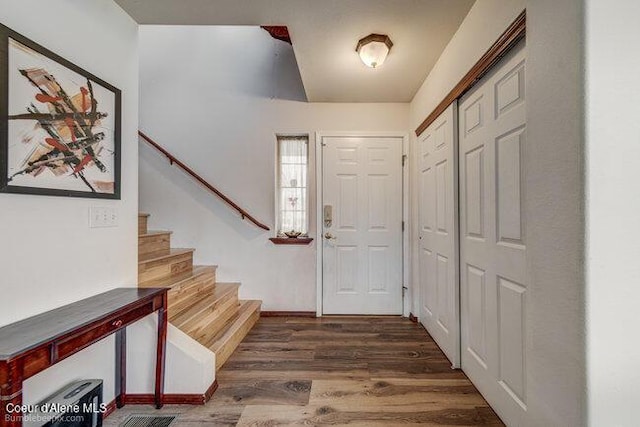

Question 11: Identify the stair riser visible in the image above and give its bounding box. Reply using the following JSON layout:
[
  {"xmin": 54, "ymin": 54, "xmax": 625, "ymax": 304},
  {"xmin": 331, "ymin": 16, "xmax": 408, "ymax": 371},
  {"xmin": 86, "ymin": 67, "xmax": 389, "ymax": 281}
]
[
  {"xmin": 169, "ymin": 281, "xmax": 216, "ymax": 320},
  {"xmin": 198, "ymin": 299, "xmax": 242, "ymax": 347},
  {"xmin": 138, "ymin": 269, "xmax": 214, "ymax": 290},
  {"xmin": 139, "ymin": 233, "xmax": 171, "ymax": 257},
  {"xmin": 169, "ymin": 284, "xmax": 239, "ymax": 326},
  {"xmin": 139, "ymin": 252, "xmax": 193, "ymax": 286},
  {"xmin": 171, "ymin": 285, "xmax": 238, "ymax": 326},
  {"xmin": 168, "ymin": 272, "xmax": 216, "ymax": 303},
  {"xmin": 184, "ymin": 294, "xmax": 239, "ymax": 340},
  {"xmin": 169, "ymin": 267, "xmax": 216, "ymax": 293},
  {"xmin": 138, "ymin": 216, "xmax": 148, "ymax": 235},
  {"xmin": 215, "ymin": 305, "xmax": 261, "ymax": 369}
]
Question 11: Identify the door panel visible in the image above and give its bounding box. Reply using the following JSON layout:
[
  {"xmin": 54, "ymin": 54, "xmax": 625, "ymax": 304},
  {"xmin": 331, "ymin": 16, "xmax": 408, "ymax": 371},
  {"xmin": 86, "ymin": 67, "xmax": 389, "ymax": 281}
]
[
  {"xmin": 459, "ymin": 41, "xmax": 527, "ymax": 425},
  {"xmin": 418, "ymin": 102, "xmax": 460, "ymax": 367},
  {"xmin": 322, "ymin": 136, "xmax": 403, "ymax": 315}
]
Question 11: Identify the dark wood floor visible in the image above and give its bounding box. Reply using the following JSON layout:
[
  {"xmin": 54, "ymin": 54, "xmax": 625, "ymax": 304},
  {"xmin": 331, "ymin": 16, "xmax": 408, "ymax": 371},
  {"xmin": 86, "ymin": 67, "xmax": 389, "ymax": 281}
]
[{"xmin": 106, "ymin": 316, "xmax": 504, "ymax": 426}]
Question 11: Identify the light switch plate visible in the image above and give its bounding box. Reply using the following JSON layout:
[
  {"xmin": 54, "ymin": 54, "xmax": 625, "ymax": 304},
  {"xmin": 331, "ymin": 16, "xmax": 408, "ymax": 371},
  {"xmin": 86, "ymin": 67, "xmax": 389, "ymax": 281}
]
[{"xmin": 90, "ymin": 207, "xmax": 118, "ymax": 228}]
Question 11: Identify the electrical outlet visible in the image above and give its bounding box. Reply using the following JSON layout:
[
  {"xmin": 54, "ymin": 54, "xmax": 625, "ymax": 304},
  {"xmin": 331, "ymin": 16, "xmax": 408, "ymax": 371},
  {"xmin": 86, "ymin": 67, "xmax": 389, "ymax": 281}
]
[{"xmin": 89, "ymin": 207, "xmax": 118, "ymax": 228}]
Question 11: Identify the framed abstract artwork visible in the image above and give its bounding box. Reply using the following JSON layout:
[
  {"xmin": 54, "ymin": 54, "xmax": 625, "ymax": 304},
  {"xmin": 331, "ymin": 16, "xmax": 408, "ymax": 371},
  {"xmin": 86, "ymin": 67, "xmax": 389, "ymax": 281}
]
[{"xmin": 0, "ymin": 24, "xmax": 121, "ymax": 199}]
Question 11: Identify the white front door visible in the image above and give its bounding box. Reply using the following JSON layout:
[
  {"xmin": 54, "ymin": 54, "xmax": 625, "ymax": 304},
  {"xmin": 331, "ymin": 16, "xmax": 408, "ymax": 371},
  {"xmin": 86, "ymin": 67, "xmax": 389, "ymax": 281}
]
[
  {"xmin": 321, "ymin": 136, "xmax": 403, "ymax": 315},
  {"xmin": 459, "ymin": 41, "xmax": 527, "ymax": 425},
  {"xmin": 418, "ymin": 102, "xmax": 460, "ymax": 367}
]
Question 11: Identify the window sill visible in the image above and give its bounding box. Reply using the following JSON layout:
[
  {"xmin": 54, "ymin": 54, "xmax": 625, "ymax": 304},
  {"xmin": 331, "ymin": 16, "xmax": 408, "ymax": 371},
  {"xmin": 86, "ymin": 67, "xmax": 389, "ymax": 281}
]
[{"xmin": 269, "ymin": 237, "xmax": 314, "ymax": 245}]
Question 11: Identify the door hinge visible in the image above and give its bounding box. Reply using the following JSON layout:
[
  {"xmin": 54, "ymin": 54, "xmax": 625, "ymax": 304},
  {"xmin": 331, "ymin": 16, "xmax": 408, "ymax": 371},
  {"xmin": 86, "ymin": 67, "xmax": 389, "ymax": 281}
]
[
  {"xmin": 402, "ymin": 286, "xmax": 408, "ymax": 297},
  {"xmin": 402, "ymin": 154, "xmax": 407, "ymax": 167},
  {"xmin": 402, "ymin": 221, "xmax": 405, "ymax": 232}
]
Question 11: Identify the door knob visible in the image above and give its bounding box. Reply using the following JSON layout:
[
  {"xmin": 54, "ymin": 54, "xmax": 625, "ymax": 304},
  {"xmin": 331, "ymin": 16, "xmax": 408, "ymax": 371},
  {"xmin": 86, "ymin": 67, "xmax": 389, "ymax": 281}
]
[{"xmin": 324, "ymin": 232, "xmax": 336, "ymax": 240}]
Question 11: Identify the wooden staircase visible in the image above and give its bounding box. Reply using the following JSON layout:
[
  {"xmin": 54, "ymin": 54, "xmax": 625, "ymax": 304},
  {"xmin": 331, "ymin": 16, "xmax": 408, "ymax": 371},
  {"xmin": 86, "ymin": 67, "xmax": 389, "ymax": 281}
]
[{"xmin": 137, "ymin": 212, "xmax": 261, "ymax": 369}]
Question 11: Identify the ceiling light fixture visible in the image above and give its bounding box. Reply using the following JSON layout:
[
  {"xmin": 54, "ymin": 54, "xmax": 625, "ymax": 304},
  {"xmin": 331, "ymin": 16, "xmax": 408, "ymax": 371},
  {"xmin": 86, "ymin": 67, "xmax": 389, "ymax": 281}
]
[{"xmin": 356, "ymin": 34, "xmax": 393, "ymax": 68}]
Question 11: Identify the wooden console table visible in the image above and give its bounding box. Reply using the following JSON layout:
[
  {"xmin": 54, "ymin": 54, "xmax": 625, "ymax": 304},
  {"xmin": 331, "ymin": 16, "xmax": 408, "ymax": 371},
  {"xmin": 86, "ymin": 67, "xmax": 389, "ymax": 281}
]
[{"xmin": 0, "ymin": 287, "xmax": 168, "ymax": 427}]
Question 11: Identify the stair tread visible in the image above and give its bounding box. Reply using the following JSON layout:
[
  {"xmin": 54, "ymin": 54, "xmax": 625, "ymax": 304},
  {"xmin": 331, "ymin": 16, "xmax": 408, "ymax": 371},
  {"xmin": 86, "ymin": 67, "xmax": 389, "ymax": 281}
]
[
  {"xmin": 139, "ymin": 247, "xmax": 194, "ymax": 264},
  {"xmin": 139, "ymin": 230, "xmax": 173, "ymax": 238},
  {"xmin": 208, "ymin": 300, "xmax": 261, "ymax": 353},
  {"xmin": 171, "ymin": 283, "xmax": 240, "ymax": 326},
  {"xmin": 141, "ymin": 265, "xmax": 216, "ymax": 289}
]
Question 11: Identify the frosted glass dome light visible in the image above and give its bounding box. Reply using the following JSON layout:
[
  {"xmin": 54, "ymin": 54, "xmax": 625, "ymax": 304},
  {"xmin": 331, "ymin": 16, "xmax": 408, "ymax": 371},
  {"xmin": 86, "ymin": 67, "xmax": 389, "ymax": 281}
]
[{"xmin": 356, "ymin": 34, "xmax": 393, "ymax": 68}]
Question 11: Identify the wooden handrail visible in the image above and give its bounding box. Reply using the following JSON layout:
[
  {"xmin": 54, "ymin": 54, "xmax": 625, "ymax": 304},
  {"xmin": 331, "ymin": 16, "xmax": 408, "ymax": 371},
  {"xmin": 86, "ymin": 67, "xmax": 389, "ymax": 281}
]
[{"xmin": 138, "ymin": 131, "xmax": 270, "ymax": 231}]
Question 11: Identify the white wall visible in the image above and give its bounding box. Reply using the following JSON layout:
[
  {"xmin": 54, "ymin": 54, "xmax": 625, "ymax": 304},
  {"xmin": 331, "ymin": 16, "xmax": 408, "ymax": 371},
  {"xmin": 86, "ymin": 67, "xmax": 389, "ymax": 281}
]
[
  {"xmin": 139, "ymin": 26, "xmax": 409, "ymax": 312},
  {"xmin": 0, "ymin": 0, "xmax": 139, "ymax": 405},
  {"xmin": 409, "ymin": 0, "xmax": 587, "ymax": 425},
  {"xmin": 128, "ymin": 323, "xmax": 215, "ymax": 395},
  {"xmin": 525, "ymin": 1, "xmax": 585, "ymax": 425},
  {"xmin": 585, "ymin": 1, "xmax": 640, "ymax": 425}
]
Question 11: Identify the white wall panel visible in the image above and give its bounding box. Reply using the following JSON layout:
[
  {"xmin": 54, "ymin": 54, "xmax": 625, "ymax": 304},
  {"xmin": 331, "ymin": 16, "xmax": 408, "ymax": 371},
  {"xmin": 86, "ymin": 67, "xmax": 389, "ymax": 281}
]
[{"xmin": 586, "ymin": 1, "xmax": 640, "ymax": 424}]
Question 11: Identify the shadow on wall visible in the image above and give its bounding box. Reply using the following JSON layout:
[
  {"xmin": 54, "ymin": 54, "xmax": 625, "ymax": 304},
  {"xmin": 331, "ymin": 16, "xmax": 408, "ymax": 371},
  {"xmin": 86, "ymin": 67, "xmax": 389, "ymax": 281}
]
[
  {"xmin": 140, "ymin": 26, "xmax": 306, "ymax": 103},
  {"xmin": 224, "ymin": 26, "xmax": 307, "ymax": 102},
  {"xmin": 267, "ymin": 38, "xmax": 307, "ymax": 102},
  {"xmin": 139, "ymin": 142, "xmax": 269, "ymax": 241}
]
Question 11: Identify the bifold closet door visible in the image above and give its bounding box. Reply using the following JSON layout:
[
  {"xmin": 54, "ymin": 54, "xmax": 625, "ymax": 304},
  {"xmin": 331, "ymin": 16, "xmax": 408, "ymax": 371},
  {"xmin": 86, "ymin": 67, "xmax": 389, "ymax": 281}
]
[
  {"xmin": 459, "ymin": 40, "xmax": 527, "ymax": 425},
  {"xmin": 418, "ymin": 102, "xmax": 460, "ymax": 367}
]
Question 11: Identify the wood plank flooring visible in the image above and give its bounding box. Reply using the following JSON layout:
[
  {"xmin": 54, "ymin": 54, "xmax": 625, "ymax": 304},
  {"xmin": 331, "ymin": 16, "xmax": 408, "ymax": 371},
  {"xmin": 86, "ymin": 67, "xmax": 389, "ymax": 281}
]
[{"xmin": 104, "ymin": 316, "xmax": 503, "ymax": 426}]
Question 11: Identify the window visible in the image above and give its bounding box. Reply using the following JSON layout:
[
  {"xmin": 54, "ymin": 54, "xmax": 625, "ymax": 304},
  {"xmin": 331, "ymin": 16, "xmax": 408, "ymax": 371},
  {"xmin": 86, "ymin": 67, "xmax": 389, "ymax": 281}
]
[{"xmin": 276, "ymin": 135, "xmax": 309, "ymax": 236}]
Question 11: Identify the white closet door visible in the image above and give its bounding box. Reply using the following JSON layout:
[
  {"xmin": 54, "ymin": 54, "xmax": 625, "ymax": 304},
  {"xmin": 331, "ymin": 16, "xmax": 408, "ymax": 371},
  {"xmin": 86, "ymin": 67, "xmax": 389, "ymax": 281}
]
[
  {"xmin": 459, "ymin": 41, "xmax": 527, "ymax": 425},
  {"xmin": 418, "ymin": 102, "xmax": 460, "ymax": 367}
]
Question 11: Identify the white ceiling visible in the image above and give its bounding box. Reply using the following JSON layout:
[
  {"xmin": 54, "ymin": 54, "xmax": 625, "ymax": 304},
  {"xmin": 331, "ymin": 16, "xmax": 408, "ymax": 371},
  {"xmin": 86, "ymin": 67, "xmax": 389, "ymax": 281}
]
[{"xmin": 115, "ymin": 0, "xmax": 475, "ymax": 102}]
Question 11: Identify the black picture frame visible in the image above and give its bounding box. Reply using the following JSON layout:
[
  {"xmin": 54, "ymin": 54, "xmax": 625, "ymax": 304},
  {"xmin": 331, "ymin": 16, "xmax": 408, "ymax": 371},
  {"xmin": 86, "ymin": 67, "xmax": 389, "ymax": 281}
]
[{"xmin": 0, "ymin": 23, "xmax": 121, "ymax": 199}]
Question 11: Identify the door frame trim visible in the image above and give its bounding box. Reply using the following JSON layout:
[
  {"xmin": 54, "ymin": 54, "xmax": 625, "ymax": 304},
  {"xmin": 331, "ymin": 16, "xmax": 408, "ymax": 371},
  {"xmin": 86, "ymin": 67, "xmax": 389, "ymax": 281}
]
[{"xmin": 315, "ymin": 131, "xmax": 409, "ymax": 317}]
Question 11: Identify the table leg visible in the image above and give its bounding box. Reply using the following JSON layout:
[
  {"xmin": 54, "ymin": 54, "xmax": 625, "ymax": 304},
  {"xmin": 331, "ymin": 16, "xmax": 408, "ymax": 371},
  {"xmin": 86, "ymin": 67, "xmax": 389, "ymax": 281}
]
[
  {"xmin": 0, "ymin": 360, "xmax": 23, "ymax": 427},
  {"xmin": 155, "ymin": 293, "xmax": 168, "ymax": 409},
  {"xmin": 115, "ymin": 328, "xmax": 126, "ymax": 408}
]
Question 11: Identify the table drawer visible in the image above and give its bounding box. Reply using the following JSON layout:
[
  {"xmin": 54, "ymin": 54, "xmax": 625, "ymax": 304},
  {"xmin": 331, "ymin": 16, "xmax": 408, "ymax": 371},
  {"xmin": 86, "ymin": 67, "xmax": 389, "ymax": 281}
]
[
  {"xmin": 23, "ymin": 347, "xmax": 51, "ymax": 380},
  {"xmin": 56, "ymin": 302, "xmax": 155, "ymax": 361}
]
